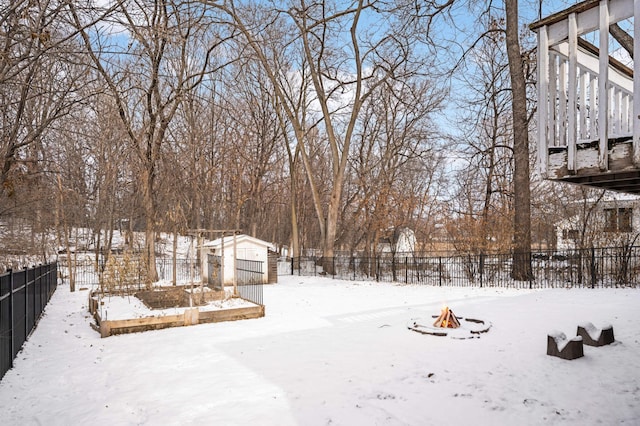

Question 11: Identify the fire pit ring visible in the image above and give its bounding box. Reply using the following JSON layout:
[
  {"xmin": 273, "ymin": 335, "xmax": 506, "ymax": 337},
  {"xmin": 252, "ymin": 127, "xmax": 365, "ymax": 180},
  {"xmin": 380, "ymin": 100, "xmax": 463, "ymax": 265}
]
[{"xmin": 408, "ymin": 315, "xmax": 492, "ymax": 339}]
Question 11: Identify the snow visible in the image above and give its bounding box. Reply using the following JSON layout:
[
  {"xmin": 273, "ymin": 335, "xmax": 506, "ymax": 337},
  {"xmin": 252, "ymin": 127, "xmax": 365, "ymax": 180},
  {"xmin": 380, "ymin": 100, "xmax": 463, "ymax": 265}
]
[
  {"xmin": 408, "ymin": 316, "xmax": 492, "ymax": 339},
  {"xmin": 578, "ymin": 322, "xmax": 602, "ymax": 342},
  {"xmin": 548, "ymin": 330, "xmax": 568, "ymax": 349},
  {"xmin": 2, "ymin": 276, "xmax": 640, "ymax": 425},
  {"xmin": 548, "ymin": 331, "xmax": 583, "ymax": 352},
  {"xmin": 580, "ymin": 321, "xmax": 615, "ymax": 339},
  {"xmin": 94, "ymin": 291, "xmax": 254, "ymax": 321}
]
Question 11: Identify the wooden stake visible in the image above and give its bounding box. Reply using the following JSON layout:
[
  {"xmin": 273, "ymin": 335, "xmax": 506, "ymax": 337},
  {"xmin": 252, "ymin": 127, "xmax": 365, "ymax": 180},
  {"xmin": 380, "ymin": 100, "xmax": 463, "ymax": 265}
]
[{"xmin": 433, "ymin": 307, "xmax": 461, "ymax": 328}]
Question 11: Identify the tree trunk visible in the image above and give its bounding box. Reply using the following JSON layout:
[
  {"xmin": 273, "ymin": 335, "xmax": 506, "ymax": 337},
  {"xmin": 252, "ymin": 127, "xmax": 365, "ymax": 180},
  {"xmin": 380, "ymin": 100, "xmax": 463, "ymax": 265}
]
[
  {"xmin": 323, "ymin": 188, "xmax": 343, "ymax": 275},
  {"xmin": 56, "ymin": 173, "xmax": 75, "ymax": 292},
  {"xmin": 142, "ymin": 169, "xmax": 159, "ymax": 284},
  {"xmin": 290, "ymin": 182, "xmax": 300, "ymax": 260},
  {"xmin": 505, "ymin": 0, "xmax": 533, "ymax": 281}
]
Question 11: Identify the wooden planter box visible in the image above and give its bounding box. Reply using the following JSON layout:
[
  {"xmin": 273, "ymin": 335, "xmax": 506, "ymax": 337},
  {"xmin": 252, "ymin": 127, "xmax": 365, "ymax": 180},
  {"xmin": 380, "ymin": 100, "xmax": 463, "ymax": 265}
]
[{"xmin": 88, "ymin": 292, "xmax": 264, "ymax": 338}]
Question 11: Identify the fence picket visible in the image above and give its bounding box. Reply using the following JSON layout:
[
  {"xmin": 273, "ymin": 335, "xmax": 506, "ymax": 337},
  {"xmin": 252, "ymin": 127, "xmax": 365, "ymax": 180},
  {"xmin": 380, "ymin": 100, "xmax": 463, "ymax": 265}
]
[
  {"xmin": 288, "ymin": 247, "xmax": 640, "ymax": 288},
  {"xmin": 0, "ymin": 263, "xmax": 57, "ymax": 380}
]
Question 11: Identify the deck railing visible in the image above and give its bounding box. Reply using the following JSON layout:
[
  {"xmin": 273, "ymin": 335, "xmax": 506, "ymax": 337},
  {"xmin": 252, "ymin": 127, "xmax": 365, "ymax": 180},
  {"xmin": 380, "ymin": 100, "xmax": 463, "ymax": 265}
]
[
  {"xmin": 548, "ymin": 40, "xmax": 633, "ymax": 146},
  {"xmin": 531, "ymin": 0, "xmax": 639, "ymax": 174}
]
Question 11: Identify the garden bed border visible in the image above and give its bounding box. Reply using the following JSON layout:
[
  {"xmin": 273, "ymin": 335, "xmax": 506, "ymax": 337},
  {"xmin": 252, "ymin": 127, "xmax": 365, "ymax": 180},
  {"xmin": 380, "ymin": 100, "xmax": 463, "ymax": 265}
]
[{"xmin": 88, "ymin": 291, "xmax": 265, "ymax": 338}]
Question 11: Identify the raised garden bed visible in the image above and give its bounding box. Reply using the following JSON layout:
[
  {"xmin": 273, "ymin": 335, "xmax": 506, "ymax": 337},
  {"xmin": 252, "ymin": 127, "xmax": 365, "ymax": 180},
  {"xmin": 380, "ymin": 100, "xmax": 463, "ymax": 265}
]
[
  {"xmin": 135, "ymin": 285, "xmax": 224, "ymax": 308},
  {"xmin": 88, "ymin": 285, "xmax": 264, "ymax": 338}
]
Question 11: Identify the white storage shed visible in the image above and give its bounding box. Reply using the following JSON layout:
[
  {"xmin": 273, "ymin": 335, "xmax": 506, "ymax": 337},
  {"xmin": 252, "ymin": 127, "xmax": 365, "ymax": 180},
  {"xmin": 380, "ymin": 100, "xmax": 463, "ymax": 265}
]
[{"xmin": 201, "ymin": 234, "xmax": 275, "ymax": 285}]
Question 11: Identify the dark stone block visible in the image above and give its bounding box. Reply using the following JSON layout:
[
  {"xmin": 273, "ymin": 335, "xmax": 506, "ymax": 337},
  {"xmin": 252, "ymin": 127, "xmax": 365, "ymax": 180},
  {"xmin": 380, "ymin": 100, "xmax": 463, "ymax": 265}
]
[
  {"xmin": 577, "ymin": 323, "xmax": 615, "ymax": 347},
  {"xmin": 547, "ymin": 332, "xmax": 584, "ymax": 360}
]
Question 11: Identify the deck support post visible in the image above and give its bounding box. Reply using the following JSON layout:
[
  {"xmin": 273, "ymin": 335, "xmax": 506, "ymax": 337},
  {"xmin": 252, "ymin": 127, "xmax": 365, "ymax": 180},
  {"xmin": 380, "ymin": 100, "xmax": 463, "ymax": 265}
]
[
  {"xmin": 634, "ymin": 0, "xmax": 640, "ymax": 166},
  {"xmin": 537, "ymin": 26, "xmax": 549, "ymax": 177},
  {"xmin": 598, "ymin": 0, "xmax": 609, "ymax": 171},
  {"xmin": 567, "ymin": 13, "xmax": 578, "ymax": 172}
]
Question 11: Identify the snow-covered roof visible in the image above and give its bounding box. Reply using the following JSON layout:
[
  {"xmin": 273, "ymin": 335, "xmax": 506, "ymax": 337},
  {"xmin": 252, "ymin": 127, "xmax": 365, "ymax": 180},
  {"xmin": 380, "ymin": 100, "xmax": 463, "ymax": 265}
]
[
  {"xmin": 555, "ymin": 214, "xmax": 582, "ymax": 228},
  {"xmin": 202, "ymin": 234, "xmax": 275, "ymax": 250},
  {"xmin": 583, "ymin": 193, "xmax": 640, "ymax": 204}
]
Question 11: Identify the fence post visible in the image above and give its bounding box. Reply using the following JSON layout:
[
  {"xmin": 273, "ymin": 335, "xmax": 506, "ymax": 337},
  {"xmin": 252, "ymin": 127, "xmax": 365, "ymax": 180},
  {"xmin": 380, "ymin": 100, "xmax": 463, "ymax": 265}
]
[
  {"xmin": 45, "ymin": 264, "xmax": 49, "ymax": 300},
  {"xmin": 591, "ymin": 247, "xmax": 596, "ymax": 289},
  {"xmin": 23, "ymin": 267, "xmax": 28, "ymax": 342},
  {"xmin": 405, "ymin": 257, "xmax": 408, "ymax": 284},
  {"xmin": 48, "ymin": 263, "xmax": 53, "ymax": 299},
  {"xmin": 333, "ymin": 257, "xmax": 335, "ymax": 279},
  {"xmin": 529, "ymin": 252, "xmax": 533, "ymax": 289},
  {"xmin": 35, "ymin": 264, "xmax": 40, "ymax": 317},
  {"xmin": 479, "ymin": 253, "xmax": 484, "ymax": 288},
  {"xmin": 290, "ymin": 257, "xmax": 293, "ymax": 276},
  {"xmin": 9, "ymin": 269, "xmax": 14, "ymax": 372},
  {"xmin": 438, "ymin": 257, "xmax": 442, "ymax": 287},
  {"xmin": 352, "ymin": 256, "xmax": 356, "ymax": 281},
  {"xmin": 529, "ymin": 251, "xmax": 533, "ymax": 289}
]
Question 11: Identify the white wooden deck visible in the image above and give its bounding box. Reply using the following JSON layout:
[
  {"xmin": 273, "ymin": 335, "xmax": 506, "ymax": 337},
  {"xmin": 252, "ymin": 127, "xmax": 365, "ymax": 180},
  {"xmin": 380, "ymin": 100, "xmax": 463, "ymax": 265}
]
[{"xmin": 531, "ymin": 0, "xmax": 640, "ymax": 193}]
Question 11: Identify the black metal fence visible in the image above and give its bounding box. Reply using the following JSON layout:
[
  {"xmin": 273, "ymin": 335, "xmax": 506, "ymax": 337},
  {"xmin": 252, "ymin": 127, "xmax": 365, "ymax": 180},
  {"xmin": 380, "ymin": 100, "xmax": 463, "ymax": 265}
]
[
  {"xmin": 156, "ymin": 258, "xmax": 201, "ymax": 283},
  {"xmin": 290, "ymin": 246, "xmax": 640, "ymax": 288},
  {"xmin": 58, "ymin": 257, "xmax": 202, "ymax": 289},
  {"xmin": 1, "ymin": 263, "xmax": 58, "ymax": 380},
  {"xmin": 236, "ymin": 259, "xmax": 264, "ymax": 305},
  {"xmin": 60, "ymin": 256, "xmax": 263, "ymax": 305}
]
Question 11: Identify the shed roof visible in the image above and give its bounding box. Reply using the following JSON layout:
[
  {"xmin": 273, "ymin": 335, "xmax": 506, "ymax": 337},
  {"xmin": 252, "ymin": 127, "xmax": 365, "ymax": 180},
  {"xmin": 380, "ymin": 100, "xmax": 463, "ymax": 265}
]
[{"xmin": 202, "ymin": 234, "xmax": 275, "ymax": 250}]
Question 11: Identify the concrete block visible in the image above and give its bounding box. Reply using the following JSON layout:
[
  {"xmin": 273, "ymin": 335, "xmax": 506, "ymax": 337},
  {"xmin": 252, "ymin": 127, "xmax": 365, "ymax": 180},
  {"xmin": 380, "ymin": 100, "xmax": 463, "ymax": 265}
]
[
  {"xmin": 577, "ymin": 322, "xmax": 615, "ymax": 347},
  {"xmin": 547, "ymin": 332, "xmax": 584, "ymax": 360}
]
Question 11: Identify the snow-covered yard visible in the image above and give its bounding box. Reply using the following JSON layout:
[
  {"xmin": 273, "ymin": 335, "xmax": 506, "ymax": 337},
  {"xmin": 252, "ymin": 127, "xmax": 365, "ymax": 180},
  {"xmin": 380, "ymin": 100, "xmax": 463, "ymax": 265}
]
[{"xmin": 1, "ymin": 276, "xmax": 639, "ymax": 425}]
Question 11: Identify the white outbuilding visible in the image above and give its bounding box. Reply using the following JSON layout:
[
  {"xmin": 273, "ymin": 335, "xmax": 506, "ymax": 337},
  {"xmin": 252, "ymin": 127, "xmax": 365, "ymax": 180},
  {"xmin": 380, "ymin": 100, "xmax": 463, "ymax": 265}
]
[
  {"xmin": 377, "ymin": 227, "xmax": 417, "ymax": 255},
  {"xmin": 201, "ymin": 234, "xmax": 275, "ymax": 286}
]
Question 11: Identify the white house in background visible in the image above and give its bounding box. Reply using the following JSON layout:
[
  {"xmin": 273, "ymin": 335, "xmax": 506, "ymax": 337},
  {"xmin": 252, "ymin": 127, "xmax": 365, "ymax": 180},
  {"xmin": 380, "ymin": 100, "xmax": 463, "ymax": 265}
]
[
  {"xmin": 377, "ymin": 227, "xmax": 416, "ymax": 254},
  {"xmin": 201, "ymin": 234, "xmax": 275, "ymax": 285},
  {"xmin": 556, "ymin": 195, "xmax": 640, "ymax": 250}
]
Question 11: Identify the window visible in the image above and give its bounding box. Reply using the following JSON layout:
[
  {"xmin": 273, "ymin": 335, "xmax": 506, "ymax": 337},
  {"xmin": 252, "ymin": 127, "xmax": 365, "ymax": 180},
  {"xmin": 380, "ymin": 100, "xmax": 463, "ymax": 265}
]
[
  {"xmin": 619, "ymin": 208, "xmax": 632, "ymax": 232},
  {"xmin": 604, "ymin": 209, "xmax": 617, "ymax": 231},
  {"xmin": 562, "ymin": 229, "xmax": 579, "ymax": 240},
  {"xmin": 604, "ymin": 208, "xmax": 632, "ymax": 232}
]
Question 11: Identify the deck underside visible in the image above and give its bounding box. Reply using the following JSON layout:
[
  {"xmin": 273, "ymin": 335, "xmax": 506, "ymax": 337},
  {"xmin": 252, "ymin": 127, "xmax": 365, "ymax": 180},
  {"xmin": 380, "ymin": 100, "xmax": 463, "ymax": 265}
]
[
  {"xmin": 555, "ymin": 170, "xmax": 640, "ymax": 194},
  {"xmin": 547, "ymin": 138, "xmax": 640, "ymax": 194}
]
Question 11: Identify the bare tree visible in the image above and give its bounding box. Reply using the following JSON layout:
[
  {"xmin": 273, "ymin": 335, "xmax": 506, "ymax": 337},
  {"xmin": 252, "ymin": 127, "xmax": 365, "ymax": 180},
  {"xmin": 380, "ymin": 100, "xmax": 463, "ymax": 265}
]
[
  {"xmin": 223, "ymin": 60, "xmax": 285, "ymax": 237},
  {"xmin": 345, "ymin": 76, "xmax": 445, "ymax": 257},
  {"xmin": 70, "ymin": 0, "xmax": 226, "ymax": 282},
  {"xmin": 449, "ymin": 17, "xmax": 514, "ymax": 255},
  {"xmin": 203, "ymin": 0, "xmax": 448, "ymax": 272},
  {"xmin": 505, "ymin": 0, "xmax": 533, "ymax": 280},
  {"xmin": 0, "ymin": 1, "xmax": 107, "ymax": 273},
  {"xmin": 0, "ymin": 1, "xmax": 93, "ymax": 201},
  {"xmin": 276, "ymin": 98, "xmax": 304, "ymax": 259}
]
